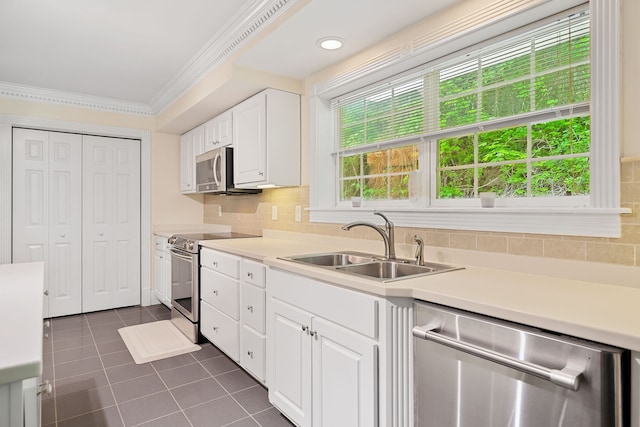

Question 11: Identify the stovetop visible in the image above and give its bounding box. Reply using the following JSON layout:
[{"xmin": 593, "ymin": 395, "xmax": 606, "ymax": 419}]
[{"xmin": 168, "ymin": 232, "xmax": 260, "ymax": 253}]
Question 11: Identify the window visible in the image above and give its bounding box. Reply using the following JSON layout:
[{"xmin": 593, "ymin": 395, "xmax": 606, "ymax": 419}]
[
  {"xmin": 311, "ymin": 0, "xmax": 624, "ymax": 237},
  {"xmin": 334, "ymin": 11, "xmax": 590, "ymax": 206}
]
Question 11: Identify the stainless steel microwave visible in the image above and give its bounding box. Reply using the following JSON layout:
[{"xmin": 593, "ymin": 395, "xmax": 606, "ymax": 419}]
[{"xmin": 195, "ymin": 146, "xmax": 260, "ymax": 195}]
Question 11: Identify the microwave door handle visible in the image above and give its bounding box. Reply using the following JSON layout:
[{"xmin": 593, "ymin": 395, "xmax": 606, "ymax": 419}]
[{"xmin": 213, "ymin": 152, "xmax": 221, "ymax": 187}]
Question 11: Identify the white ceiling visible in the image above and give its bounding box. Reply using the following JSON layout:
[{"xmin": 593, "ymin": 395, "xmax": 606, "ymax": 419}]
[{"xmin": 0, "ymin": 0, "xmax": 460, "ymax": 113}]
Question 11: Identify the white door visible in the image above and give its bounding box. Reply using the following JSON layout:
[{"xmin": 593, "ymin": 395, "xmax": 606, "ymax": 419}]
[
  {"xmin": 233, "ymin": 92, "xmax": 266, "ymax": 185},
  {"xmin": 82, "ymin": 135, "xmax": 140, "ymax": 312},
  {"xmin": 268, "ymin": 298, "xmax": 312, "ymax": 427},
  {"xmin": 12, "ymin": 129, "xmax": 82, "ymax": 318},
  {"xmin": 312, "ymin": 317, "xmax": 378, "ymax": 427}
]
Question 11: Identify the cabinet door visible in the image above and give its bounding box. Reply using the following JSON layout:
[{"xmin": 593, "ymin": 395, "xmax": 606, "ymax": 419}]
[
  {"xmin": 268, "ymin": 299, "xmax": 312, "ymax": 427},
  {"xmin": 216, "ymin": 110, "xmax": 233, "ymax": 147},
  {"xmin": 82, "ymin": 136, "xmax": 141, "ymax": 312},
  {"xmin": 312, "ymin": 317, "xmax": 378, "ymax": 427},
  {"xmin": 233, "ymin": 92, "xmax": 266, "ymax": 185},
  {"xmin": 180, "ymin": 126, "xmax": 203, "ymax": 194},
  {"xmin": 154, "ymin": 251, "xmax": 164, "ymax": 303},
  {"xmin": 162, "ymin": 249, "xmax": 172, "ymax": 307},
  {"xmin": 180, "ymin": 132, "xmax": 195, "ymax": 193},
  {"xmin": 205, "ymin": 110, "xmax": 233, "ymax": 151}
]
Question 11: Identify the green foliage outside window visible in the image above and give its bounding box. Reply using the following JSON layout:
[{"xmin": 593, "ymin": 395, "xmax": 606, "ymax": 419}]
[{"xmin": 338, "ymin": 16, "xmax": 590, "ymax": 202}]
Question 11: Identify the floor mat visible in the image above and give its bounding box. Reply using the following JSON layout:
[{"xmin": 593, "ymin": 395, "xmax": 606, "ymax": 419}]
[{"xmin": 118, "ymin": 320, "xmax": 201, "ymax": 364}]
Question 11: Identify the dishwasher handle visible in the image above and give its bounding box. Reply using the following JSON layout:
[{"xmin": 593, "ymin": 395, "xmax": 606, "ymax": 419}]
[{"xmin": 412, "ymin": 325, "xmax": 583, "ymax": 391}]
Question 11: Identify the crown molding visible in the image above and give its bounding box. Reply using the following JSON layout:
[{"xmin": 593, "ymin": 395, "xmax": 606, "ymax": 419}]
[
  {"xmin": 0, "ymin": 82, "xmax": 155, "ymax": 117},
  {"xmin": 0, "ymin": 0, "xmax": 301, "ymax": 118},
  {"xmin": 149, "ymin": 0, "xmax": 301, "ymax": 114}
]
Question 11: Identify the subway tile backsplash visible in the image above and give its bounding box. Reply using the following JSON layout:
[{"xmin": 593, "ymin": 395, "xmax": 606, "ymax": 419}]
[{"xmin": 204, "ymin": 160, "xmax": 640, "ymax": 267}]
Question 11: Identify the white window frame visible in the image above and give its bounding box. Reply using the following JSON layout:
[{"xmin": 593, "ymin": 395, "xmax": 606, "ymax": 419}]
[{"xmin": 308, "ymin": 0, "xmax": 627, "ymax": 238}]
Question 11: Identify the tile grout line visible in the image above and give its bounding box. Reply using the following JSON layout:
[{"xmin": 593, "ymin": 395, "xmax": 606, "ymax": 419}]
[
  {"xmin": 102, "ymin": 308, "xmax": 129, "ymax": 427},
  {"xmin": 148, "ymin": 355, "xmax": 196, "ymax": 427}
]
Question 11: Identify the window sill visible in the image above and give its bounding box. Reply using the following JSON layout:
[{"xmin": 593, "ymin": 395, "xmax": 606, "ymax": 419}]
[{"xmin": 309, "ymin": 206, "xmax": 631, "ymax": 238}]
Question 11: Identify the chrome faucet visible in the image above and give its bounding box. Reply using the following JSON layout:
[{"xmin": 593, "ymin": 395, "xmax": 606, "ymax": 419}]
[
  {"xmin": 341, "ymin": 211, "xmax": 396, "ymax": 259},
  {"xmin": 413, "ymin": 235, "xmax": 424, "ymax": 266}
]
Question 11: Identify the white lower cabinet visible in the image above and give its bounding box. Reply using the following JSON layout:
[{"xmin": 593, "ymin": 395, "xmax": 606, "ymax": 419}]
[
  {"xmin": 240, "ymin": 259, "xmax": 267, "ymax": 383},
  {"xmin": 0, "ymin": 376, "xmax": 49, "ymax": 427},
  {"xmin": 200, "ymin": 249, "xmax": 268, "ymax": 383},
  {"xmin": 200, "ymin": 248, "xmax": 241, "ymax": 361},
  {"xmin": 153, "ymin": 235, "xmax": 171, "ymax": 308},
  {"xmin": 267, "ymin": 268, "xmax": 381, "ymax": 427}
]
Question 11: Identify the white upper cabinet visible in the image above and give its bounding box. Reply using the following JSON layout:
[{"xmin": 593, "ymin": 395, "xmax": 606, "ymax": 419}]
[
  {"xmin": 204, "ymin": 109, "xmax": 233, "ymax": 152},
  {"xmin": 232, "ymin": 88, "xmax": 300, "ymax": 188},
  {"xmin": 180, "ymin": 125, "xmax": 204, "ymax": 193}
]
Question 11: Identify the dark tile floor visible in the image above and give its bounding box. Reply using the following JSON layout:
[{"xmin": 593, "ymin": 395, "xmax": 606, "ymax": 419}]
[{"xmin": 42, "ymin": 304, "xmax": 294, "ymax": 427}]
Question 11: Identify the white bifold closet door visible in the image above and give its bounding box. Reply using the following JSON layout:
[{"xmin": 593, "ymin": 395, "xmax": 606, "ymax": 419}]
[
  {"xmin": 82, "ymin": 135, "xmax": 141, "ymax": 312},
  {"xmin": 12, "ymin": 128, "xmax": 83, "ymax": 318}
]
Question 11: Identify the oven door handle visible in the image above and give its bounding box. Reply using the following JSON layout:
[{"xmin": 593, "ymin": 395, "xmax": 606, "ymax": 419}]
[
  {"xmin": 412, "ymin": 325, "xmax": 583, "ymax": 391},
  {"xmin": 170, "ymin": 248, "xmax": 194, "ymax": 261}
]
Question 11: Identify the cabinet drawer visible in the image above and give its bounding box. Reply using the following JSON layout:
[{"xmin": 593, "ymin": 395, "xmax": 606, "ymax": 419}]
[
  {"xmin": 241, "ymin": 282, "xmax": 265, "ymax": 333},
  {"xmin": 201, "ymin": 268, "xmax": 239, "ymax": 319},
  {"xmin": 241, "ymin": 259, "xmax": 265, "ymax": 288},
  {"xmin": 201, "ymin": 248, "xmax": 240, "ymax": 278},
  {"xmin": 240, "ymin": 325, "xmax": 265, "ymax": 382},
  {"xmin": 201, "ymin": 301, "xmax": 239, "ymax": 361}
]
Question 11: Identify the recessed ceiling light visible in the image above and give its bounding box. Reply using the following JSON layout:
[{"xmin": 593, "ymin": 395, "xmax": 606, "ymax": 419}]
[{"xmin": 317, "ymin": 37, "xmax": 343, "ymax": 50}]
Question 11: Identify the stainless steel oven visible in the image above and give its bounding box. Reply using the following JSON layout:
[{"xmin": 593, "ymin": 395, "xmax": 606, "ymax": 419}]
[
  {"xmin": 169, "ymin": 242, "xmax": 200, "ymax": 342},
  {"xmin": 412, "ymin": 301, "xmax": 628, "ymax": 427},
  {"xmin": 168, "ymin": 232, "xmax": 260, "ymax": 343}
]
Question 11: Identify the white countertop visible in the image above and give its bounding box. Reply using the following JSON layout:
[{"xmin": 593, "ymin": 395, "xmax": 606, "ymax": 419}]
[
  {"xmin": 0, "ymin": 262, "xmax": 44, "ymax": 384},
  {"xmin": 200, "ymin": 236, "xmax": 640, "ymax": 352}
]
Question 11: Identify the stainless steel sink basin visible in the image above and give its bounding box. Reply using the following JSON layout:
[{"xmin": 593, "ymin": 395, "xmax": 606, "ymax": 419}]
[
  {"xmin": 336, "ymin": 261, "xmax": 461, "ymax": 282},
  {"xmin": 285, "ymin": 251, "xmax": 381, "ymax": 267},
  {"xmin": 281, "ymin": 251, "xmax": 462, "ymax": 282}
]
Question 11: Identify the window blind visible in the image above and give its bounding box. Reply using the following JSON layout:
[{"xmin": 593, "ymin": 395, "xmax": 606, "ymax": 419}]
[{"xmin": 332, "ymin": 10, "xmax": 590, "ymax": 154}]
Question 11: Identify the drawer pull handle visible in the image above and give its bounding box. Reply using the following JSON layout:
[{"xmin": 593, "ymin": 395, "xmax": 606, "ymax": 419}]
[
  {"xmin": 213, "ymin": 290, "xmax": 218, "ymax": 296},
  {"xmin": 247, "ymin": 305, "xmax": 253, "ymax": 312},
  {"xmin": 212, "ymin": 261, "xmax": 218, "ymax": 267},
  {"xmin": 247, "ymin": 272, "xmax": 253, "ymax": 279},
  {"xmin": 247, "ymin": 351, "xmax": 254, "ymax": 358},
  {"xmin": 213, "ymin": 326, "xmax": 218, "ymax": 332}
]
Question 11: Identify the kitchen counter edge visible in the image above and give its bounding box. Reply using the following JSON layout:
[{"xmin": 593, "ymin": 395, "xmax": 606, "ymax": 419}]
[{"xmin": 199, "ymin": 238, "xmax": 640, "ymax": 352}]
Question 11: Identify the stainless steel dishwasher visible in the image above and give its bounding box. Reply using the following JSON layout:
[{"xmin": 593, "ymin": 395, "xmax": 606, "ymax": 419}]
[{"xmin": 412, "ymin": 301, "xmax": 628, "ymax": 427}]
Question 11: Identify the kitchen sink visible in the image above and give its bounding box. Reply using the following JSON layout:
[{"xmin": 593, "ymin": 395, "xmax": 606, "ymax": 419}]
[
  {"xmin": 337, "ymin": 261, "xmax": 461, "ymax": 282},
  {"xmin": 285, "ymin": 251, "xmax": 382, "ymax": 267},
  {"xmin": 281, "ymin": 252, "xmax": 462, "ymax": 282}
]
